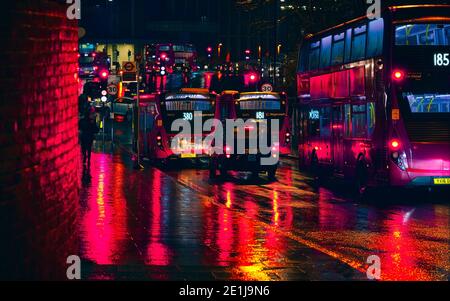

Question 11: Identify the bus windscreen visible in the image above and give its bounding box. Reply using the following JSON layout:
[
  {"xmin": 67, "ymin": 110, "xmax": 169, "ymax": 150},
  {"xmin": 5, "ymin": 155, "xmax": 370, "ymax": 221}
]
[
  {"xmin": 165, "ymin": 100, "xmax": 213, "ymax": 111},
  {"xmin": 395, "ymin": 24, "xmax": 450, "ymax": 46},
  {"xmin": 404, "ymin": 92, "xmax": 450, "ymax": 114}
]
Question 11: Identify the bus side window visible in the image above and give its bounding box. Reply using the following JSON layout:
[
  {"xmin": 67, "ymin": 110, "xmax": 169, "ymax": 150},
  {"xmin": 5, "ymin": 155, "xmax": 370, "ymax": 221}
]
[
  {"xmin": 319, "ymin": 36, "xmax": 332, "ymax": 69},
  {"xmin": 308, "ymin": 111, "xmax": 320, "ymax": 137},
  {"xmin": 320, "ymin": 107, "xmax": 331, "ymax": 138},
  {"xmin": 344, "ymin": 104, "xmax": 352, "ymax": 137},
  {"xmin": 309, "ymin": 41, "xmax": 320, "ymax": 70},
  {"xmin": 367, "ymin": 18, "xmax": 384, "ymax": 57},
  {"xmin": 367, "ymin": 102, "xmax": 376, "ymax": 137},
  {"xmin": 351, "ymin": 104, "xmax": 367, "ymax": 138}
]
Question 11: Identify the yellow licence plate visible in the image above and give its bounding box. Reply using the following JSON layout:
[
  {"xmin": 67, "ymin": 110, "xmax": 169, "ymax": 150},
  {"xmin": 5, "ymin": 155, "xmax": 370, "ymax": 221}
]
[
  {"xmin": 181, "ymin": 153, "xmax": 196, "ymax": 158},
  {"xmin": 433, "ymin": 178, "xmax": 450, "ymax": 185}
]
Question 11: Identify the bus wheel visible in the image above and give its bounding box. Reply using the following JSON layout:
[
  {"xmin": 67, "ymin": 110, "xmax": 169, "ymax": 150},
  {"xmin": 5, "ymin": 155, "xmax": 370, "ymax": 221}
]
[
  {"xmin": 209, "ymin": 159, "xmax": 217, "ymax": 179},
  {"xmin": 310, "ymin": 152, "xmax": 320, "ymax": 179},
  {"xmin": 219, "ymin": 167, "xmax": 228, "ymax": 178},
  {"xmin": 250, "ymin": 171, "xmax": 259, "ymax": 179},
  {"xmin": 354, "ymin": 154, "xmax": 368, "ymax": 196},
  {"xmin": 267, "ymin": 167, "xmax": 277, "ymax": 180}
]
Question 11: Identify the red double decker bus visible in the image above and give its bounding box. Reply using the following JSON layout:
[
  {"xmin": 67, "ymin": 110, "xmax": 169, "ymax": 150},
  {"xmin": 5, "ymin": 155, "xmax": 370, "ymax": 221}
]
[
  {"xmin": 296, "ymin": 4, "xmax": 450, "ymax": 194},
  {"xmin": 140, "ymin": 88, "xmax": 216, "ymax": 164},
  {"xmin": 145, "ymin": 43, "xmax": 198, "ymax": 73}
]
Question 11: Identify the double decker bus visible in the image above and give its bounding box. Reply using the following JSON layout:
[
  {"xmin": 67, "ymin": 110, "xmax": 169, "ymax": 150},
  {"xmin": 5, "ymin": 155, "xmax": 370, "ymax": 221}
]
[
  {"xmin": 210, "ymin": 91, "xmax": 291, "ymax": 180},
  {"xmin": 144, "ymin": 43, "xmax": 198, "ymax": 91},
  {"xmin": 142, "ymin": 88, "xmax": 216, "ymax": 163},
  {"xmin": 296, "ymin": 4, "xmax": 450, "ymax": 193},
  {"xmin": 146, "ymin": 43, "xmax": 198, "ymax": 73}
]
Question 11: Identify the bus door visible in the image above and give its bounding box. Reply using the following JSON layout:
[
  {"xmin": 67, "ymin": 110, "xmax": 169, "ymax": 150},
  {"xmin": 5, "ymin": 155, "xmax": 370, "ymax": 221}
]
[{"xmin": 332, "ymin": 106, "xmax": 344, "ymax": 173}]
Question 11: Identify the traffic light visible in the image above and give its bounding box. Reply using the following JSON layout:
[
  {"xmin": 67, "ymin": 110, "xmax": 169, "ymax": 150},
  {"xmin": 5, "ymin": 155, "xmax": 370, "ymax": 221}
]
[
  {"xmin": 160, "ymin": 66, "xmax": 166, "ymax": 76},
  {"xmin": 207, "ymin": 46, "xmax": 212, "ymax": 58},
  {"xmin": 245, "ymin": 49, "xmax": 251, "ymax": 60}
]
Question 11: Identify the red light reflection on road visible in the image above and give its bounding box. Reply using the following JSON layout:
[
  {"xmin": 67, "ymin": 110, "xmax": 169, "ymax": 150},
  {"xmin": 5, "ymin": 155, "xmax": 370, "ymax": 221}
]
[
  {"xmin": 146, "ymin": 169, "xmax": 172, "ymax": 266},
  {"xmin": 81, "ymin": 154, "xmax": 128, "ymax": 265}
]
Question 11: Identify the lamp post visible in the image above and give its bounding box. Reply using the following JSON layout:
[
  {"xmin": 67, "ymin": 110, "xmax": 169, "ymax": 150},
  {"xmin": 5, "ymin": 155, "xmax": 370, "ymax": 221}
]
[
  {"xmin": 273, "ymin": 0, "xmax": 279, "ymax": 87},
  {"xmin": 218, "ymin": 43, "xmax": 223, "ymax": 58}
]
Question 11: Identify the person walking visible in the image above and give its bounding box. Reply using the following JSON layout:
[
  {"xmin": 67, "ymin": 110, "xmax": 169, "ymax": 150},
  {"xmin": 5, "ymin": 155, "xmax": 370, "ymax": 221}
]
[{"xmin": 79, "ymin": 107, "xmax": 99, "ymax": 166}]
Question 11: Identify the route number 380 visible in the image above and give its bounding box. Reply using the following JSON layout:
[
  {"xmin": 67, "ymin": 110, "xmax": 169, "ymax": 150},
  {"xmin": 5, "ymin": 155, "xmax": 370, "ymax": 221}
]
[
  {"xmin": 183, "ymin": 112, "xmax": 193, "ymax": 121},
  {"xmin": 433, "ymin": 53, "xmax": 450, "ymax": 66}
]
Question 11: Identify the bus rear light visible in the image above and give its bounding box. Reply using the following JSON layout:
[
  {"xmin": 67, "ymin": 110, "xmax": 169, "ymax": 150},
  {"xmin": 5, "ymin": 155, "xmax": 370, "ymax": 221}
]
[
  {"xmin": 392, "ymin": 70, "xmax": 404, "ymax": 81},
  {"xmin": 100, "ymin": 70, "xmax": 109, "ymax": 79},
  {"xmin": 390, "ymin": 139, "xmax": 401, "ymax": 150},
  {"xmin": 285, "ymin": 132, "xmax": 291, "ymax": 144}
]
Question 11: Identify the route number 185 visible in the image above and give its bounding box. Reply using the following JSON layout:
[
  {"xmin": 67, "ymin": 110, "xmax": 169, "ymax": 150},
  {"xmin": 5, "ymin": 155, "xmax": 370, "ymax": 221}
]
[{"xmin": 433, "ymin": 53, "xmax": 450, "ymax": 66}]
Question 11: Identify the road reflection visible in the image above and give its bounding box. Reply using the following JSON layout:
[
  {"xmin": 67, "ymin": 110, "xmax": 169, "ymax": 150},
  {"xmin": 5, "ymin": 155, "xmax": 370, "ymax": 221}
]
[{"xmin": 79, "ymin": 151, "xmax": 449, "ymax": 280}]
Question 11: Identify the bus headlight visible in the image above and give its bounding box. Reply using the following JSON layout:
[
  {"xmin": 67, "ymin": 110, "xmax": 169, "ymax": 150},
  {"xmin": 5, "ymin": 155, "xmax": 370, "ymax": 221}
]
[{"xmin": 391, "ymin": 151, "xmax": 408, "ymax": 171}]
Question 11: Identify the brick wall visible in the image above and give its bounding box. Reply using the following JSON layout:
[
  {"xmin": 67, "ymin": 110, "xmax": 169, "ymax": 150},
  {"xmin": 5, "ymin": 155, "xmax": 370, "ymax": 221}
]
[{"xmin": 0, "ymin": 1, "xmax": 80, "ymax": 280}]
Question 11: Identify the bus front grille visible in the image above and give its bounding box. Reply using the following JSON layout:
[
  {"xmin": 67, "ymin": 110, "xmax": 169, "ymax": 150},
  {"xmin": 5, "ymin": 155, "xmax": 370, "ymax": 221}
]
[{"xmin": 405, "ymin": 119, "xmax": 450, "ymax": 143}]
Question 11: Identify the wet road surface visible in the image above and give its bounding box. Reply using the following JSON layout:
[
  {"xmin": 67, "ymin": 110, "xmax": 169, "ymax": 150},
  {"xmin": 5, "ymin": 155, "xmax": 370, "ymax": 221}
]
[{"xmin": 79, "ymin": 144, "xmax": 449, "ymax": 281}]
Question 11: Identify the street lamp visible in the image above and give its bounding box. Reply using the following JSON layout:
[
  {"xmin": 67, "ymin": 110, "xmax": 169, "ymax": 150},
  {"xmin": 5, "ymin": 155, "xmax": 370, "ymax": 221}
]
[{"xmin": 218, "ymin": 43, "xmax": 223, "ymax": 57}]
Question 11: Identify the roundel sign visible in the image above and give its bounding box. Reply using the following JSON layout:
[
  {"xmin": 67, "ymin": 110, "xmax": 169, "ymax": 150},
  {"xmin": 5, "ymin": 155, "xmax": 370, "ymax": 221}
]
[
  {"xmin": 261, "ymin": 83, "xmax": 273, "ymax": 92},
  {"xmin": 107, "ymin": 84, "xmax": 118, "ymax": 96}
]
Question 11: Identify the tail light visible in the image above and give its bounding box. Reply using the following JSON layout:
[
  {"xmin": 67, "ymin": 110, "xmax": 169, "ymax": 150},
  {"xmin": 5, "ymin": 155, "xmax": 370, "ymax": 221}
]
[
  {"xmin": 285, "ymin": 132, "xmax": 291, "ymax": 144},
  {"xmin": 156, "ymin": 135, "xmax": 163, "ymax": 148},
  {"xmin": 225, "ymin": 145, "xmax": 232, "ymax": 158},
  {"xmin": 392, "ymin": 70, "xmax": 404, "ymax": 81},
  {"xmin": 100, "ymin": 70, "xmax": 109, "ymax": 79},
  {"xmin": 390, "ymin": 139, "xmax": 401, "ymax": 150},
  {"xmin": 389, "ymin": 139, "xmax": 407, "ymax": 170}
]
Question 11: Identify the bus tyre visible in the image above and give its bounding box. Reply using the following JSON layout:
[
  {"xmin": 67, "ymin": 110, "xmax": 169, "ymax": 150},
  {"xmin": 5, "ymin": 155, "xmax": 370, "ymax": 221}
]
[
  {"xmin": 310, "ymin": 152, "xmax": 320, "ymax": 179},
  {"xmin": 219, "ymin": 167, "xmax": 228, "ymax": 178},
  {"xmin": 355, "ymin": 154, "xmax": 368, "ymax": 196},
  {"xmin": 268, "ymin": 167, "xmax": 277, "ymax": 180},
  {"xmin": 209, "ymin": 159, "xmax": 217, "ymax": 179}
]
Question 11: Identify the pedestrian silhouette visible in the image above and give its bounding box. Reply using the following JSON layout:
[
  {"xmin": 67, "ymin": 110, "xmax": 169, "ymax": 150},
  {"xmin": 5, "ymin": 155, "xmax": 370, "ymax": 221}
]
[{"xmin": 79, "ymin": 107, "xmax": 99, "ymax": 166}]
